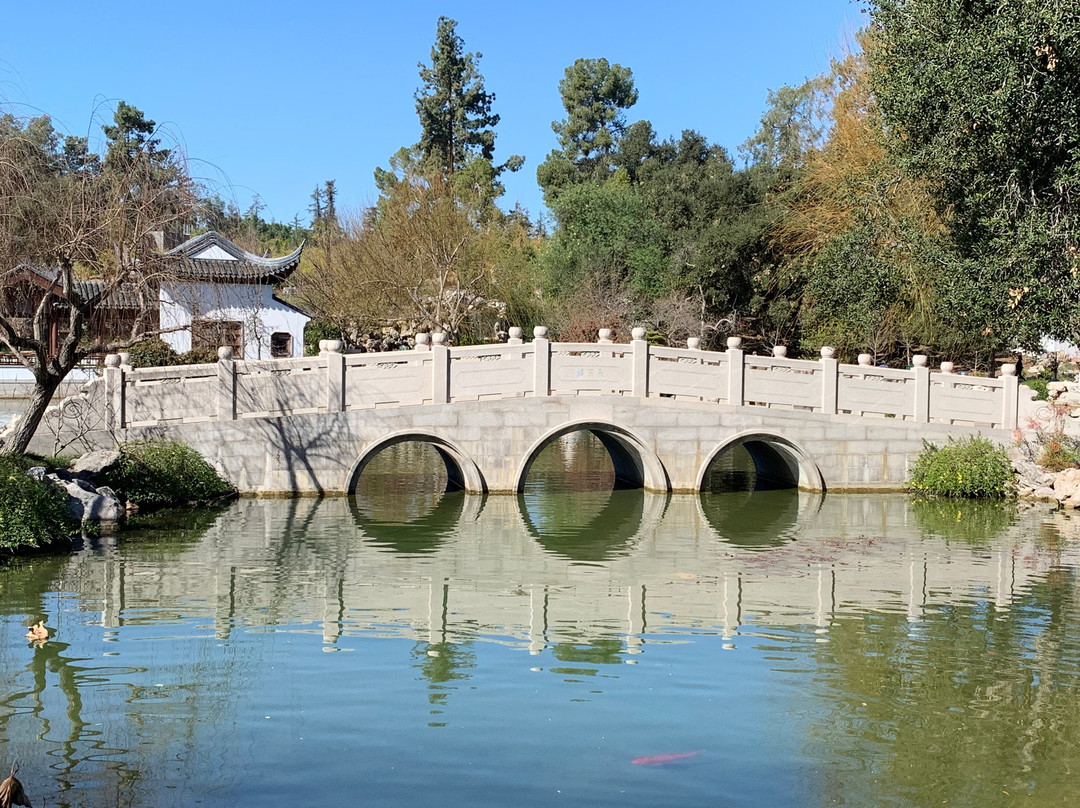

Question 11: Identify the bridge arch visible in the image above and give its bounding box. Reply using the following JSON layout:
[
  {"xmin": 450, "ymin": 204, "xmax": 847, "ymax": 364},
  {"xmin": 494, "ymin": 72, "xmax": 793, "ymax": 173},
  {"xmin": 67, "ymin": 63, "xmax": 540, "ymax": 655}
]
[
  {"xmin": 345, "ymin": 430, "xmax": 486, "ymax": 494},
  {"xmin": 514, "ymin": 421, "xmax": 670, "ymax": 493},
  {"xmin": 697, "ymin": 431, "xmax": 825, "ymax": 492}
]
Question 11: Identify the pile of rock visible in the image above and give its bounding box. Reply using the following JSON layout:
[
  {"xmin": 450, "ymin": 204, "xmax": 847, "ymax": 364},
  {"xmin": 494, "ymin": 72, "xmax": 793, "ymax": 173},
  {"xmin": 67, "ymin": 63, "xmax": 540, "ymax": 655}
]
[{"xmin": 27, "ymin": 449, "xmax": 126, "ymax": 532}]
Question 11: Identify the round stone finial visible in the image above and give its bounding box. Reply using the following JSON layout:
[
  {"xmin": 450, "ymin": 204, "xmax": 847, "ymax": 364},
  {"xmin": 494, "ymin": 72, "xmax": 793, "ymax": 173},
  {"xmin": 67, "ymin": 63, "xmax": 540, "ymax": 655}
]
[
  {"xmin": 533, "ymin": 325, "xmax": 549, "ymax": 339},
  {"xmin": 820, "ymin": 346, "xmax": 836, "ymax": 359},
  {"xmin": 940, "ymin": 361, "xmax": 954, "ymax": 374},
  {"xmin": 858, "ymin": 353, "xmax": 873, "ymax": 366},
  {"xmin": 415, "ymin": 332, "xmax": 430, "ymax": 345},
  {"xmin": 597, "ymin": 328, "xmax": 613, "ymax": 343},
  {"xmin": 508, "ymin": 326, "xmax": 523, "ymax": 340},
  {"xmin": 325, "ymin": 340, "xmax": 343, "ymax": 353},
  {"xmin": 687, "ymin": 337, "xmax": 701, "ymax": 350},
  {"xmin": 772, "ymin": 345, "xmax": 788, "ymax": 358},
  {"xmin": 631, "ymin": 326, "xmax": 646, "ymax": 341},
  {"xmin": 726, "ymin": 336, "xmax": 743, "ymax": 350},
  {"xmin": 912, "ymin": 354, "xmax": 928, "ymax": 367},
  {"xmin": 318, "ymin": 339, "xmax": 328, "ymax": 353},
  {"xmin": 432, "ymin": 332, "xmax": 447, "ymax": 345},
  {"xmin": 118, "ymin": 352, "xmax": 131, "ymax": 366},
  {"xmin": 218, "ymin": 346, "xmax": 234, "ymax": 361},
  {"xmin": 104, "ymin": 353, "xmax": 121, "ymax": 368},
  {"xmin": 1001, "ymin": 363, "xmax": 1017, "ymax": 377}
]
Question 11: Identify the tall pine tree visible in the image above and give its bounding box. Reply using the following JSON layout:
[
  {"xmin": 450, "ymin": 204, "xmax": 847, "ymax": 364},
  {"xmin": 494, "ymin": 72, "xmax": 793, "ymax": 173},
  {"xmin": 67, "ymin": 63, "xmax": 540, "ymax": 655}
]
[{"xmin": 415, "ymin": 17, "xmax": 518, "ymax": 176}]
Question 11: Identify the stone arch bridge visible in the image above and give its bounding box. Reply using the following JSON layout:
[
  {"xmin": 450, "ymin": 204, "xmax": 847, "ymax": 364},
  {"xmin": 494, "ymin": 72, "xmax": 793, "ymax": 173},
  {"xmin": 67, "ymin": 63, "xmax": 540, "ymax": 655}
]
[{"xmin": 36, "ymin": 327, "xmax": 1032, "ymax": 495}]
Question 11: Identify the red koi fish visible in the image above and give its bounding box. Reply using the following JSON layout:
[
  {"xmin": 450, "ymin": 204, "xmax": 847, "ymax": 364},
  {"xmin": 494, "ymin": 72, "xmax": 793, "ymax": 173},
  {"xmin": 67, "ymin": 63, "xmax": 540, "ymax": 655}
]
[{"xmin": 631, "ymin": 750, "xmax": 703, "ymax": 766}]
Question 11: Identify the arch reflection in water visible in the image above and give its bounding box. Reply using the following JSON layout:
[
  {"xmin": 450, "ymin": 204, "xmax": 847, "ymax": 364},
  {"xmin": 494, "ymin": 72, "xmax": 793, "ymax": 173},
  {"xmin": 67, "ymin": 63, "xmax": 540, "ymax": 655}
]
[
  {"xmin": 350, "ymin": 441, "xmax": 472, "ymax": 555},
  {"xmin": 518, "ymin": 431, "xmax": 661, "ymax": 562},
  {"xmin": 698, "ymin": 489, "xmax": 822, "ymax": 550}
]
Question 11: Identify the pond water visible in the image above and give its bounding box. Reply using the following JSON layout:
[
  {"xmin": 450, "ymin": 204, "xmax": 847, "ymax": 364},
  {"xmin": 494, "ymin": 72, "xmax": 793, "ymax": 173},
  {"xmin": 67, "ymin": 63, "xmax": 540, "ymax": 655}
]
[{"xmin": 2, "ymin": 435, "xmax": 1080, "ymax": 807}]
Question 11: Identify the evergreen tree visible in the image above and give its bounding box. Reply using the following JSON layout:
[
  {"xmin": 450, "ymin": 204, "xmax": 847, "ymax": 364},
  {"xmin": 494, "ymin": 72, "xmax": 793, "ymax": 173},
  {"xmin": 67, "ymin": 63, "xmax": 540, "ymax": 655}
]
[
  {"xmin": 414, "ymin": 16, "xmax": 521, "ymax": 177},
  {"xmin": 537, "ymin": 58, "xmax": 638, "ymax": 201}
]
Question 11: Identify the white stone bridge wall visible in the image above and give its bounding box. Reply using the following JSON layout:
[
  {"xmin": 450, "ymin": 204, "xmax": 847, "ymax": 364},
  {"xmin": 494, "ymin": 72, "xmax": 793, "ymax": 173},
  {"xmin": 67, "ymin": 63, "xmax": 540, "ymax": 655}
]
[{"xmin": 37, "ymin": 327, "xmax": 1031, "ymax": 495}]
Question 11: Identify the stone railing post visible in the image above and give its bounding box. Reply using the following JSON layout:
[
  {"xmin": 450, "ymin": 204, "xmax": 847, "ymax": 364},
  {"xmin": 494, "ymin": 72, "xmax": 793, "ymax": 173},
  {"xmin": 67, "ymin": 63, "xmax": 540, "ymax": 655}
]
[
  {"xmin": 772, "ymin": 345, "xmax": 787, "ymax": 358},
  {"xmin": 217, "ymin": 346, "xmax": 236, "ymax": 421},
  {"xmin": 326, "ymin": 339, "xmax": 344, "ymax": 413},
  {"xmin": 597, "ymin": 328, "xmax": 613, "ymax": 345},
  {"xmin": 726, "ymin": 337, "xmax": 744, "ymax": 406},
  {"xmin": 533, "ymin": 326, "xmax": 551, "ymax": 396},
  {"xmin": 118, "ymin": 352, "xmax": 132, "ymax": 373},
  {"xmin": 1000, "ymin": 363, "xmax": 1019, "ymax": 428},
  {"xmin": 103, "ymin": 354, "xmax": 124, "ymax": 430},
  {"xmin": 912, "ymin": 354, "xmax": 930, "ymax": 422},
  {"xmin": 687, "ymin": 337, "xmax": 701, "ymax": 351},
  {"xmin": 631, "ymin": 326, "xmax": 648, "ymax": 397},
  {"xmin": 507, "ymin": 326, "xmax": 523, "ymax": 345},
  {"xmin": 820, "ymin": 346, "xmax": 838, "ymax": 414},
  {"xmin": 414, "ymin": 333, "xmax": 430, "ymax": 351},
  {"xmin": 432, "ymin": 332, "xmax": 450, "ymax": 404}
]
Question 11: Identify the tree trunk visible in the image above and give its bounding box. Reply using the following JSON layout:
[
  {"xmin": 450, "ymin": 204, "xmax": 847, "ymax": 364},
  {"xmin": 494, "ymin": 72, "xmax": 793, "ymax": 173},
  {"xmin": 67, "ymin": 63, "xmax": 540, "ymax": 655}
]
[{"xmin": 1, "ymin": 374, "xmax": 62, "ymax": 456}]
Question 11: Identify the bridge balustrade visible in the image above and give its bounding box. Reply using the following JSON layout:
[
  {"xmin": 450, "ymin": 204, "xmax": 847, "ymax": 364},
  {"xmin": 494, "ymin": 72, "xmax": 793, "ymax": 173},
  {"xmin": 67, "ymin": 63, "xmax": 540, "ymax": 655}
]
[{"xmin": 96, "ymin": 328, "xmax": 1022, "ymax": 431}]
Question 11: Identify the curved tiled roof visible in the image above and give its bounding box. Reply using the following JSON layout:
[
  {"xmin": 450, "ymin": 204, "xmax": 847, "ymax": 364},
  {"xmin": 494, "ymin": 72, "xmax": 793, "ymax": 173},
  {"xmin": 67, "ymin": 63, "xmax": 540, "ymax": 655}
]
[
  {"xmin": 164, "ymin": 231, "xmax": 304, "ymax": 284},
  {"xmin": 9, "ymin": 264, "xmax": 146, "ymax": 310}
]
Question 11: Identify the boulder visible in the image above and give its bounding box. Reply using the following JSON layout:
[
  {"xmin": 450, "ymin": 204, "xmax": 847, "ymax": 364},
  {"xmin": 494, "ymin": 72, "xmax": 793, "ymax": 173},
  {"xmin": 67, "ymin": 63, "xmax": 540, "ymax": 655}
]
[
  {"xmin": 1053, "ymin": 467, "xmax": 1080, "ymax": 500},
  {"xmin": 70, "ymin": 449, "xmax": 122, "ymax": 480},
  {"xmin": 47, "ymin": 474, "xmax": 124, "ymax": 528}
]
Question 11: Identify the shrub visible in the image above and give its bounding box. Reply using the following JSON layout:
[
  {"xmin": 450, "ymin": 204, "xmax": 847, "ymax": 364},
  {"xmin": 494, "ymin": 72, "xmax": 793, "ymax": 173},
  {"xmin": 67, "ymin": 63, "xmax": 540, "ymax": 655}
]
[
  {"xmin": 1022, "ymin": 377, "xmax": 1050, "ymax": 401},
  {"xmin": 1037, "ymin": 435, "xmax": 1080, "ymax": 472},
  {"xmin": 0, "ymin": 456, "xmax": 77, "ymax": 550},
  {"xmin": 101, "ymin": 441, "xmax": 235, "ymax": 508},
  {"xmin": 908, "ymin": 436, "xmax": 1014, "ymax": 498},
  {"xmin": 127, "ymin": 339, "xmax": 219, "ymax": 368}
]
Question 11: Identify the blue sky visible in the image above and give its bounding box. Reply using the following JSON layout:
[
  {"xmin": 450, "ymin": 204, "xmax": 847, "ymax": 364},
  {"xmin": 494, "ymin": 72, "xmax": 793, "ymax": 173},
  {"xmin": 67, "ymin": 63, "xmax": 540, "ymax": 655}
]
[{"xmin": 0, "ymin": 1, "xmax": 861, "ymax": 227}]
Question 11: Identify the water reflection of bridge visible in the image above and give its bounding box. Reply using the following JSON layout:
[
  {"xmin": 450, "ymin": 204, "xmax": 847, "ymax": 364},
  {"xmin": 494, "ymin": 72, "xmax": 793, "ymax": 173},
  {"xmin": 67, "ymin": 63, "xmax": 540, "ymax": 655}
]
[{"xmin": 51, "ymin": 495, "xmax": 1070, "ymax": 654}]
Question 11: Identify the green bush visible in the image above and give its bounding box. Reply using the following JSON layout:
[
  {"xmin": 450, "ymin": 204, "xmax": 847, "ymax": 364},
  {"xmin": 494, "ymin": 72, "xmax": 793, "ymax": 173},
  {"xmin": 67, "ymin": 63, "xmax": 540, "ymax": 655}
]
[
  {"xmin": 0, "ymin": 456, "xmax": 77, "ymax": 550},
  {"xmin": 128, "ymin": 339, "xmax": 219, "ymax": 368},
  {"xmin": 908, "ymin": 436, "xmax": 1014, "ymax": 498},
  {"xmin": 1022, "ymin": 377, "xmax": 1050, "ymax": 401},
  {"xmin": 101, "ymin": 441, "xmax": 235, "ymax": 508}
]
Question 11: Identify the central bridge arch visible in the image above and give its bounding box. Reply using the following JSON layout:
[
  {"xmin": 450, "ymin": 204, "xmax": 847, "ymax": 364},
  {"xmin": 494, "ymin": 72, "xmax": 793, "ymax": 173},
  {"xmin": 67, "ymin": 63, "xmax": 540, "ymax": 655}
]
[
  {"xmin": 698, "ymin": 431, "xmax": 825, "ymax": 492},
  {"xmin": 346, "ymin": 431, "xmax": 486, "ymax": 494},
  {"xmin": 514, "ymin": 421, "xmax": 670, "ymax": 493}
]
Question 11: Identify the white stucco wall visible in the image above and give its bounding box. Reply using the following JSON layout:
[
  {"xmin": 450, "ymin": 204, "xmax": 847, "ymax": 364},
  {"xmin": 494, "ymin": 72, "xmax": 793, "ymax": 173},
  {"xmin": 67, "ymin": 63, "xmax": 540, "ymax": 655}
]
[{"xmin": 160, "ymin": 280, "xmax": 309, "ymax": 360}]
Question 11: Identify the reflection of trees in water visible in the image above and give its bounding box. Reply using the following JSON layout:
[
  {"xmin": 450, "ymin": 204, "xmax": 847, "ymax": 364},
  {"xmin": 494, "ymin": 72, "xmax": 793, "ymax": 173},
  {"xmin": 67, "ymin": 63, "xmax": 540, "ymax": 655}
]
[
  {"xmin": 350, "ymin": 489, "xmax": 465, "ymax": 555},
  {"xmin": 805, "ymin": 563, "xmax": 1080, "ymax": 806},
  {"xmin": 519, "ymin": 490, "xmax": 647, "ymax": 562},
  {"xmin": 353, "ymin": 442, "xmax": 451, "ymax": 508},
  {"xmin": 0, "ymin": 509, "xmax": 259, "ymax": 808},
  {"xmin": 698, "ymin": 489, "xmax": 804, "ymax": 550},
  {"xmin": 910, "ymin": 497, "xmax": 1016, "ymax": 545},
  {"xmin": 411, "ymin": 582, "xmax": 476, "ymax": 723},
  {"xmin": 523, "ymin": 431, "xmax": 616, "ymax": 493}
]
